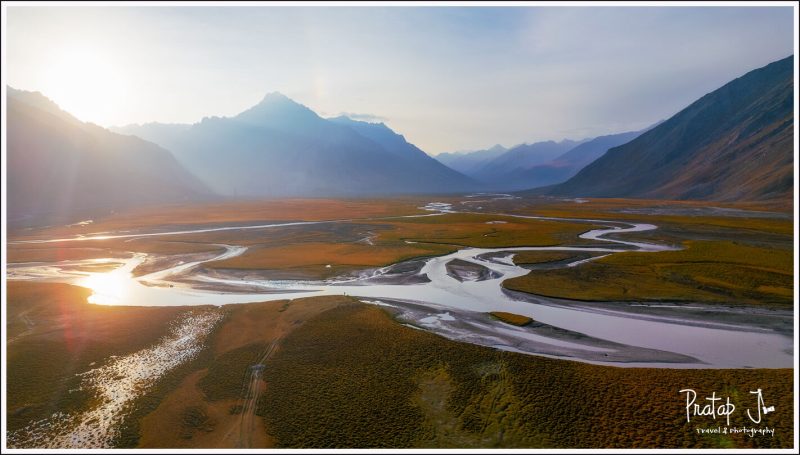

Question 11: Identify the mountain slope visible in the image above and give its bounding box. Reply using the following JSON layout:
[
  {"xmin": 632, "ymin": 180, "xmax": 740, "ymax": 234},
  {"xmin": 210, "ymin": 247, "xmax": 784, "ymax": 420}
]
[
  {"xmin": 548, "ymin": 56, "xmax": 794, "ymax": 201},
  {"xmin": 506, "ymin": 130, "xmax": 645, "ymax": 190},
  {"xmin": 435, "ymin": 144, "xmax": 508, "ymax": 176},
  {"xmin": 7, "ymin": 88, "xmax": 212, "ymax": 228},
  {"xmin": 116, "ymin": 93, "xmax": 479, "ymax": 197},
  {"xmin": 110, "ymin": 122, "xmax": 191, "ymax": 152},
  {"xmin": 328, "ymin": 116, "xmax": 478, "ymax": 186}
]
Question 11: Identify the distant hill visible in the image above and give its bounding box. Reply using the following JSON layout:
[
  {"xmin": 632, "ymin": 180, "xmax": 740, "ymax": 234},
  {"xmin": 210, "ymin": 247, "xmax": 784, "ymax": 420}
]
[
  {"xmin": 505, "ymin": 129, "xmax": 646, "ymax": 190},
  {"xmin": 435, "ymin": 144, "xmax": 507, "ymax": 175},
  {"xmin": 437, "ymin": 131, "xmax": 650, "ymax": 191},
  {"xmin": 471, "ymin": 139, "xmax": 585, "ymax": 188},
  {"xmin": 548, "ymin": 56, "xmax": 794, "ymax": 201},
  {"xmin": 7, "ymin": 88, "xmax": 212, "ymax": 228},
  {"xmin": 115, "ymin": 93, "xmax": 479, "ymax": 197}
]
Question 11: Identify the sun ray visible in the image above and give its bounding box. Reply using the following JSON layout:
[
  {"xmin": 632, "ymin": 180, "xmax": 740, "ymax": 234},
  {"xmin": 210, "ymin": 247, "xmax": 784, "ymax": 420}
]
[{"xmin": 40, "ymin": 46, "xmax": 129, "ymax": 125}]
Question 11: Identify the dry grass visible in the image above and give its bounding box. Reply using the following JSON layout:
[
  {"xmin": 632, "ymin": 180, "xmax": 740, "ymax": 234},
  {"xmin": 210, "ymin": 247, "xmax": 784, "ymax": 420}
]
[
  {"xmin": 512, "ymin": 251, "xmax": 578, "ymax": 265},
  {"xmin": 504, "ymin": 241, "xmax": 793, "ymax": 306},
  {"xmin": 6, "ymin": 282, "xmax": 190, "ymax": 434},
  {"xmin": 504, "ymin": 198, "xmax": 793, "ymax": 236},
  {"xmin": 133, "ymin": 296, "xmax": 352, "ymax": 448},
  {"xmin": 205, "ymin": 242, "xmax": 450, "ymax": 274},
  {"xmin": 204, "ymin": 213, "xmax": 600, "ymax": 279},
  {"xmin": 137, "ymin": 369, "xmax": 271, "ymax": 448},
  {"xmin": 6, "ymin": 197, "xmax": 795, "ymax": 448},
  {"xmin": 7, "ymin": 243, "xmax": 121, "ymax": 263},
  {"xmin": 488, "ymin": 312, "xmax": 533, "ymax": 326},
  {"xmin": 378, "ymin": 213, "xmax": 600, "ymax": 248},
  {"xmin": 258, "ymin": 302, "xmax": 794, "ymax": 448},
  {"xmin": 11, "ymin": 198, "xmax": 429, "ymax": 241},
  {"xmin": 8, "ymin": 288, "xmax": 793, "ymax": 449},
  {"xmin": 213, "ymin": 297, "xmax": 347, "ymax": 356},
  {"xmin": 7, "ymin": 239, "xmax": 224, "ymax": 266}
]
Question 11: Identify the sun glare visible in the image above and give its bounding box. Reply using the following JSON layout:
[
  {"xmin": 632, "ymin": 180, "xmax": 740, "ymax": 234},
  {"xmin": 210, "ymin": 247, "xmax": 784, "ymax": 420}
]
[
  {"xmin": 41, "ymin": 47, "xmax": 129, "ymax": 125},
  {"xmin": 78, "ymin": 270, "xmax": 131, "ymax": 305}
]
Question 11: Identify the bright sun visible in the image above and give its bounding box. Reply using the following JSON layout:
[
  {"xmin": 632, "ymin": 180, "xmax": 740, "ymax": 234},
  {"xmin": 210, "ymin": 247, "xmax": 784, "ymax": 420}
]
[
  {"xmin": 78, "ymin": 271, "xmax": 131, "ymax": 305},
  {"xmin": 41, "ymin": 47, "xmax": 129, "ymax": 125}
]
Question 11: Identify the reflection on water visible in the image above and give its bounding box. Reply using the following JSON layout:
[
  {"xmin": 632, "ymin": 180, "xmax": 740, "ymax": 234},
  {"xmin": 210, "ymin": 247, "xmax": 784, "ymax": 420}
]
[
  {"xmin": 7, "ymin": 217, "xmax": 793, "ymax": 369},
  {"xmin": 7, "ymin": 310, "xmax": 223, "ymax": 449},
  {"xmin": 8, "ymin": 198, "xmax": 793, "ymax": 449},
  {"xmin": 78, "ymin": 267, "xmax": 137, "ymax": 305}
]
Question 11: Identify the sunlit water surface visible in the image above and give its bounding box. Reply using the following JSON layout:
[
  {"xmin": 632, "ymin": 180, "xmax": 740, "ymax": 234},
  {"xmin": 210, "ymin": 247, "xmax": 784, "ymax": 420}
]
[{"xmin": 7, "ymin": 200, "xmax": 793, "ymax": 448}]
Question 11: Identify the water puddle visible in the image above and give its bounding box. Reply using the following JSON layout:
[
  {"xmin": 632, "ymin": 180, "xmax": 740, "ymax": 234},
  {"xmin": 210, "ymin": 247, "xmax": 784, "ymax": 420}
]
[{"xmin": 7, "ymin": 310, "xmax": 223, "ymax": 448}]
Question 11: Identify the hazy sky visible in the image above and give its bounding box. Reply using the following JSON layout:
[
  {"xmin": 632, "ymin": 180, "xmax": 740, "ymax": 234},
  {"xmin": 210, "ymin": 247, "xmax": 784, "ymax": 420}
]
[{"xmin": 5, "ymin": 5, "xmax": 795, "ymax": 153}]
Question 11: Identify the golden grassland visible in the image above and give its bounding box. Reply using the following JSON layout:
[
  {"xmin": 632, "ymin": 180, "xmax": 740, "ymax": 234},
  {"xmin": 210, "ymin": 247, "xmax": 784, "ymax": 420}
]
[
  {"xmin": 506, "ymin": 198, "xmax": 793, "ymax": 236},
  {"xmin": 5, "ymin": 282, "xmax": 190, "ymax": 433},
  {"xmin": 375, "ymin": 213, "xmax": 600, "ymax": 248},
  {"xmin": 488, "ymin": 312, "xmax": 533, "ymax": 326},
  {"xmin": 133, "ymin": 296, "xmax": 348, "ymax": 448},
  {"xmin": 9, "ymin": 200, "xmax": 602, "ymax": 282},
  {"xmin": 258, "ymin": 303, "xmax": 794, "ymax": 448},
  {"xmin": 136, "ymin": 368, "xmax": 273, "ymax": 448},
  {"xmin": 8, "ymin": 197, "xmax": 718, "ymax": 282},
  {"xmin": 5, "ymin": 285, "xmax": 794, "ymax": 449},
  {"xmin": 488, "ymin": 311, "xmax": 533, "ymax": 326},
  {"xmin": 7, "ymin": 239, "xmax": 224, "ymax": 264},
  {"xmin": 10, "ymin": 198, "xmax": 431, "ymax": 241},
  {"xmin": 203, "ymin": 213, "xmax": 601, "ymax": 279},
  {"xmin": 204, "ymin": 242, "xmax": 452, "ymax": 276},
  {"xmin": 7, "ymin": 242, "xmax": 124, "ymax": 263},
  {"xmin": 511, "ymin": 251, "xmax": 578, "ymax": 265},
  {"xmin": 5, "ymin": 197, "xmax": 796, "ymax": 448},
  {"xmin": 504, "ymin": 241, "xmax": 793, "ymax": 306},
  {"xmin": 12, "ymin": 196, "xmax": 790, "ymax": 296}
]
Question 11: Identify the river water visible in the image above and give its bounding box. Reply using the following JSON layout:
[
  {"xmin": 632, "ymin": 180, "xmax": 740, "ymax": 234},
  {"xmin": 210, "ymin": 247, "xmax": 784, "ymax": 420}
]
[{"xmin": 7, "ymin": 202, "xmax": 794, "ymax": 369}]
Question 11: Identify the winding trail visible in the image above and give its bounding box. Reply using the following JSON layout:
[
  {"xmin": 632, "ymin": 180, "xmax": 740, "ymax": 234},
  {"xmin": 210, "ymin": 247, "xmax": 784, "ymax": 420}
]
[{"xmin": 237, "ymin": 340, "xmax": 279, "ymax": 448}]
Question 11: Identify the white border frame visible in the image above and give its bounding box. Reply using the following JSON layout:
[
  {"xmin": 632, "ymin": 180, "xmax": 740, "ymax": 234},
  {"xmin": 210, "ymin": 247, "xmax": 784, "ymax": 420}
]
[{"xmin": 1, "ymin": 1, "xmax": 797, "ymax": 453}]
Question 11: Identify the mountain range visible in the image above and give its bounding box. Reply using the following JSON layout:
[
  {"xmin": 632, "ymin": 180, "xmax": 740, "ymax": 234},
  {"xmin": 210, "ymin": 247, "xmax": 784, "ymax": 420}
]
[
  {"xmin": 435, "ymin": 145, "xmax": 508, "ymax": 176},
  {"xmin": 114, "ymin": 93, "xmax": 479, "ymax": 197},
  {"xmin": 547, "ymin": 56, "xmax": 794, "ymax": 201},
  {"xmin": 439, "ymin": 130, "xmax": 647, "ymax": 191},
  {"xmin": 6, "ymin": 55, "xmax": 793, "ymax": 228},
  {"xmin": 468, "ymin": 139, "xmax": 586, "ymax": 190}
]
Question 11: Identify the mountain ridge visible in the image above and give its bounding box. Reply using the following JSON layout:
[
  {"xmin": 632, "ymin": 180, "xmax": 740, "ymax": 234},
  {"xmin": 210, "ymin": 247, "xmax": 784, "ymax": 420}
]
[
  {"xmin": 7, "ymin": 87, "xmax": 212, "ymax": 228},
  {"xmin": 547, "ymin": 55, "xmax": 794, "ymax": 202},
  {"xmin": 115, "ymin": 93, "xmax": 480, "ymax": 197}
]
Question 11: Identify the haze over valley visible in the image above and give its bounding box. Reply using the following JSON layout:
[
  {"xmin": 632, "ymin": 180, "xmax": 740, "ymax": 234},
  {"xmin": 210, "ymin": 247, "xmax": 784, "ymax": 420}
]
[{"xmin": 3, "ymin": 4, "xmax": 796, "ymax": 451}]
